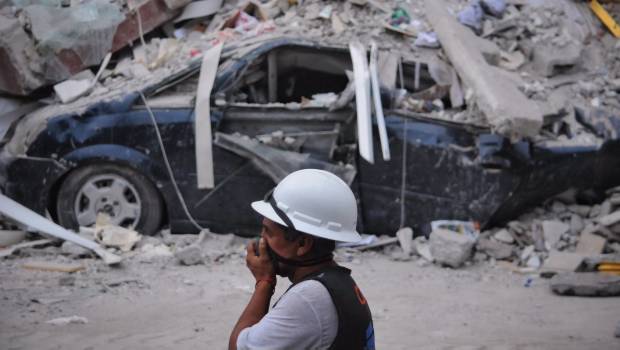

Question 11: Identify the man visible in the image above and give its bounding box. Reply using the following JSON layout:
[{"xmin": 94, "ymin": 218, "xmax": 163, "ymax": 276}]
[{"xmin": 229, "ymin": 169, "xmax": 375, "ymax": 350}]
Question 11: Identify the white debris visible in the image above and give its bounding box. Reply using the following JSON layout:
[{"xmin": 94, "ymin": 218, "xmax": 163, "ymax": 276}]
[
  {"xmin": 95, "ymin": 225, "xmax": 141, "ymax": 252},
  {"xmin": 46, "ymin": 316, "xmax": 88, "ymax": 326},
  {"xmin": 429, "ymin": 228, "xmax": 476, "ymax": 268}
]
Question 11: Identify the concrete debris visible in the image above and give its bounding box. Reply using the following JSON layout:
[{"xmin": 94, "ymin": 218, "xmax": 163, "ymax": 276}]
[
  {"xmin": 396, "ymin": 227, "xmax": 413, "ymax": 256},
  {"xmin": 53, "ymin": 79, "xmax": 93, "ymax": 105},
  {"xmin": 550, "ymin": 272, "xmax": 620, "ymax": 297},
  {"xmin": 95, "ymin": 225, "xmax": 141, "ymax": 253},
  {"xmin": 174, "ymin": 0, "xmax": 223, "ymax": 23},
  {"xmin": 526, "ymin": 254, "xmax": 541, "ymax": 269},
  {"xmin": 476, "ymin": 237, "xmax": 513, "ymax": 260},
  {"xmin": 174, "ymin": 230, "xmax": 208, "ymax": 265},
  {"xmin": 480, "ymin": 0, "xmax": 506, "ymax": 18},
  {"xmin": 138, "ymin": 243, "xmax": 174, "ymax": 261},
  {"xmin": 414, "ymin": 31, "xmax": 440, "ymax": 48},
  {"xmin": 542, "ymin": 220, "xmax": 569, "ymax": 249},
  {"xmin": 45, "ymin": 315, "xmax": 88, "ymax": 326},
  {"xmin": 23, "ymin": 3, "xmax": 123, "ymax": 82},
  {"xmin": 426, "ymin": 0, "xmax": 544, "ymax": 138},
  {"xmin": 0, "ymin": 230, "xmax": 27, "ymax": 247},
  {"xmin": 458, "ymin": 0, "xmax": 484, "ymax": 34},
  {"xmin": 616, "ymin": 321, "xmax": 620, "ymax": 338},
  {"xmin": 493, "ymin": 229, "xmax": 514, "ymax": 244},
  {"xmin": 429, "ymin": 228, "xmax": 476, "ymax": 268},
  {"xmin": 597, "ymin": 210, "xmax": 620, "ymax": 227},
  {"xmin": 532, "ymin": 41, "xmax": 583, "ymax": 78},
  {"xmin": 331, "ymin": 13, "xmax": 346, "ymax": 34},
  {"xmin": 542, "ymin": 251, "xmax": 584, "ymax": 273},
  {"xmin": 575, "ymin": 232, "xmax": 607, "ymax": 255},
  {"xmin": 175, "ymin": 244, "xmax": 204, "ymax": 265},
  {"xmin": 413, "ymin": 236, "xmax": 433, "ymax": 262}
]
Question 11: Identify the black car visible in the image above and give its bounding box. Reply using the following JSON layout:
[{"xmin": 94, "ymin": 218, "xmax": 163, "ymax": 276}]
[{"xmin": 2, "ymin": 37, "xmax": 620, "ymax": 236}]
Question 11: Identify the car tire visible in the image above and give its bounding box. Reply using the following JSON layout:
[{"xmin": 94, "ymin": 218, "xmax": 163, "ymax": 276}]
[{"xmin": 56, "ymin": 164, "xmax": 163, "ymax": 235}]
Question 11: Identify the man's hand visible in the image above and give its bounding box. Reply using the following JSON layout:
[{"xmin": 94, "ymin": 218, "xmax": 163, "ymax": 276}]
[
  {"xmin": 246, "ymin": 238, "xmax": 275, "ymax": 284},
  {"xmin": 230, "ymin": 238, "xmax": 276, "ymax": 350}
]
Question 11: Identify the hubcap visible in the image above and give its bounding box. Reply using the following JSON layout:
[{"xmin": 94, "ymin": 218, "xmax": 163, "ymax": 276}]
[{"xmin": 74, "ymin": 174, "xmax": 141, "ymax": 229}]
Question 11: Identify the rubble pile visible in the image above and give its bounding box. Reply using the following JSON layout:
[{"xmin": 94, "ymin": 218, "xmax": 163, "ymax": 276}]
[
  {"xmin": 1, "ymin": 0, "xmax": 618, "ymax": 142},
  {"xmin": 476, "ymin": 186, "xmax": 620, "ymax": 271}
]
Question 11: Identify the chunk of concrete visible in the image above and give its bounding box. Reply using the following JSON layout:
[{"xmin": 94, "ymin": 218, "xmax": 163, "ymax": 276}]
[
  {"xmin": 425, "ymin": 0, "xmax": 543, "ymax": 138},
  {"xmin": 615, "ymin": 321, "xmax": 620, "ymax": 338},
  {"xmin": 532, "ymin": 42, "xmax": 583, "ymax": 78},
  {"xmin": 597, "ymin": 211, "xmax": 620, "ymax": 227},
  {"xmin": 457, "ymin": 0, "xmax": 483, "ymax": 33},
  {"xmin": 550, "ymin": 272, "xmax": 620, "ymax": 297},
  {"xmin": 542, "ymin": 220, "xmax": 569, "ymax": 249},
  {"xmin": 138, "ymin": 243, "xmax": 173, "ymax": 261},
  {"xmin": 163, "ymin": 0, "xmax": 191, "ymax": 10},
  {"xmin": 575, "ymin": 232, "xmax": 607, "ymax": 255},
  {"xmin": 175, "ymin": 245, "xmax": 204, "ymax": 265},
  {"xmin": 480, "ymin": 0, "xmax": 506, "ymax": 17},
  {"xmin": 0, "ymin": 15, "xmax": 45, "ymax": 95},
  {"xmin": 493, "ymin": 229, "xmax": 514, "ymax": 244},
  {"xmin": 396, "ymin": 227, "xmax": 413, "ymax": 256},
  {"xmin": 0, "ymin": 230, "xmax": 27, "ymax": 247},
  {"xmin": 23, "ymin": 3, "xmax": 124, "ymax": 82},
  {"xmin": 429, "ymin": 228, "xmax": 475, "ymax": 268},
  {"xmin": 542, "ymin": 251, "xmax": 584, "ymax": 273},
  {"xmin": 569, "ymin": 214, "xmax": 584, "ymax": 235},
  {"xmin": 476, "ymin": 237, "xmax": 513, "ymax": 260},
  {"xmin": 526, "ymin": 254, "xmax": 541, "ymax": 269},
  {"xmin": 413, "ymin": 236, "xmax": 433, "ymax": 262},
  {"xmin": 53, "ymin": 79, "xmax": 92, "ymax": 104},
  {"xmin": 95, "ymin": 225, "xmax": 141, "ymax": 252}
]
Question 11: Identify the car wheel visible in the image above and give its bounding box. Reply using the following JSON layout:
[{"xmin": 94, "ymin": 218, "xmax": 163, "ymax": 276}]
[{"xmin": 56, "ymin": 164, "xmax": 163, "ymax": 235}]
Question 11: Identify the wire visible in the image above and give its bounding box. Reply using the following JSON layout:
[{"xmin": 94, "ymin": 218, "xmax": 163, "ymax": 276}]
[
  {"xmin": 139, "ymin": 92, "xmax": 204, "ymax": 231},
  {"xmin": 135, "ymin": 9, "xmax": 147, "ymax": 49}
]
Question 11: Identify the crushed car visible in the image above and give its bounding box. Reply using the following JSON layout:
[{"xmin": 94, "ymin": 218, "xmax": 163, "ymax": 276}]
[{"xmin": 1, "ymin": 37, "xmax": 620, "ymax": 237}]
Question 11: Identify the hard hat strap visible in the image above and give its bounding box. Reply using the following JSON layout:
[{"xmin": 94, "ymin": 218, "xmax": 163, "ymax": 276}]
[{"xmin": 267, "ymin": 193, "xmax": 298, "ymax": 234}]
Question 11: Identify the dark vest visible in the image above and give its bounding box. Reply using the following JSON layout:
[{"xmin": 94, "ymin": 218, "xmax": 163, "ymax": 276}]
[{"xmin": 298, "ymin": 265, "xmax": 375, "ymax": 350}]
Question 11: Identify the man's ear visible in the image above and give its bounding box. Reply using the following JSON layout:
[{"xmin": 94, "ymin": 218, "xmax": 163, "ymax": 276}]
[{"xmin": 296, "ymin": 235, "xmax": 314, "ymax": 256}]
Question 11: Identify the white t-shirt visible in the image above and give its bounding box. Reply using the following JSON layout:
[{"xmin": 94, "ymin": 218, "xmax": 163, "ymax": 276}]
[{"xmin": 237, "ymin": 280, "xmax": 339, "ymax": 350}]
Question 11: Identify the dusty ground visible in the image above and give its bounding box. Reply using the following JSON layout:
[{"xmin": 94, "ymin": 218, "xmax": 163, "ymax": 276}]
[{"xmin": 1, "ymin": 249, "xmax": 619, "ymax": 350}]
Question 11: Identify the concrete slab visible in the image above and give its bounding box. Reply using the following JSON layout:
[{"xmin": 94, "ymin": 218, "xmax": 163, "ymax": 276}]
[{"xmin": 424, "ymin": 0, "xmax": 543, "ymax": 138}]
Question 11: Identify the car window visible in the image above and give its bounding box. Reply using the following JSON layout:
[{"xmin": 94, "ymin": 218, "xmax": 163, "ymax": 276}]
[{"xmin": 228, "ymin": 46, "xmax": 353, "ymax": 108}]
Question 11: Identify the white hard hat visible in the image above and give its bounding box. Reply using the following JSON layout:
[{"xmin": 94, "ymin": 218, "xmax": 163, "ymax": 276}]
[{"xmin": 251, "ymin": 169, "xmax": 362, "ymax": 243}]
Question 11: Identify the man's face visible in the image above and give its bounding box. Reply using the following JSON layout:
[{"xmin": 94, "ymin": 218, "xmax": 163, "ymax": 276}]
[{"xmin": 260, "ymin": 218, "xmax": 300, "ymax": 277}]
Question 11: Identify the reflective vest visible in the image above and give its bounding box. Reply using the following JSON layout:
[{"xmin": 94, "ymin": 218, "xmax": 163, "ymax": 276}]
[{"xmin": 299, "ymin": 265, "xmax": 375, "ymax": 350}]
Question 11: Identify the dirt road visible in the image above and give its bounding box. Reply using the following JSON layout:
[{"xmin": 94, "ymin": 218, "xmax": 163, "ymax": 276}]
[{"xmin": 1, "ymin": 251, "xmax": 619, "ymax": 350}]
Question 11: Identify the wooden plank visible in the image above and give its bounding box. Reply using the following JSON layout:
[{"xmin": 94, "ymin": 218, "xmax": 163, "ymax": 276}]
[
  {"xmin": 195, "ymin": 43, "xmax": 222, "ymax": 189},
  {"xmin": 369, "ymin": 42, "xmax": 391, "ymax": 161},
  {"xmin": 349, "ymin": 40, "xmax": 374, "ymax": 164},
  {"xmin": 23, "ymin": 261, "xmax": 85, "ymax": 273}
]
